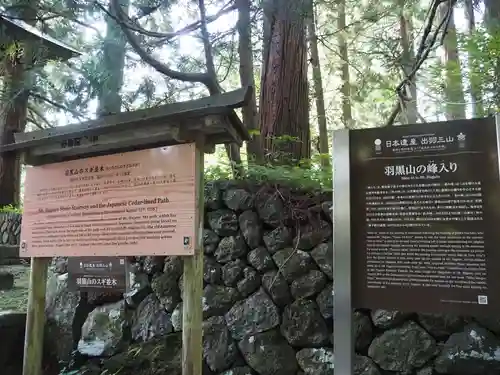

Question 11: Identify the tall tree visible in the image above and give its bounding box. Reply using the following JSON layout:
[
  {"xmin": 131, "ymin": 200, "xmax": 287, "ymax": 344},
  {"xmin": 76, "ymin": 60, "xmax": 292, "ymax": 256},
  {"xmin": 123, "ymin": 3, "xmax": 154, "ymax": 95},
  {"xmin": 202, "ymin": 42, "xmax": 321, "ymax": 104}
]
[
  {"xmin": 307, "ymin": 0, "xmax": 329, "ymax": 166},
  {"xmin": 464, "ymin": 0, "xmax": 483, "ymax": 117},
  {"xmin": 259, "ymin": 0, "xmax": 310, "ymax": 164},
  {"xmin": 336, "ymin": 0, "xmax": 353, "ymax": 129},
  {"xmin": 484, "ymin": 0, "xmax": 500, "ymax": 30},
  {"xmin": 440, "ymin": 4, "xmax": 466, "ymax": 120},
  {"xmin": 484, "ymin": 0, "xmax": 500, "ymax": 108},
  {"xmin": 97, "ymin": 0, "xmax": 130, "ymax": 116},
  {"xmin": 399, "ymin": 1, "xmax": 418, "ymax": 124},
  {"xmin": 237, "ymin": 0, "xmax": 263, "ymax": 164},
  {"xmin": 0, "ymin": 0, "xmax": 37, "ymax": 207},
  {"xmin": 197, "ymin": 0, "xmax": 243, "ymax": 176},
  {"xmin": 69, "ymin": 1, "xmax": 130, "ymax": 367}
]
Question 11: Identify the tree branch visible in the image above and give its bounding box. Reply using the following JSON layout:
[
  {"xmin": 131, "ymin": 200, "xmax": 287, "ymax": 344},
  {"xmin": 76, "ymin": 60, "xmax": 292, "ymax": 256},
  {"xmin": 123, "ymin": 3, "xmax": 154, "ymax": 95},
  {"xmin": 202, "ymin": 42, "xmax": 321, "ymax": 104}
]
[
  {"xmin": 109, "ymin": 0, "xmax": 216, "ymax": 90},
  {"xmin": 5, "ymin": 5, "xmax": 104, "ymax": 37},
  {"xmin": 95, "ymin": 0, "xmax": 171, "ymax": 38},
  {"xmin": 198, "ymin": 0, "xmax": 222, "ymax": 94},
  {"xmin": 27, "ymin": 117, "xmax": 48, "ymax": 130},
  {"xmin": 150, "ymin": 2, "xmax": 238, "ymax": 46},
  {"xmin": 28, "ymin": 104, "xmax": 53, "ymax": 128},
  {"xmin": 219, "ymin": 33, "xmax": 237, "ymax": 83},
  {"xmin": 39, "ymin": 9, "xmax": 103, "ymax": 36},
  {"xmin": 198, "ymin": 0, "xmax": 242, "ymax": 177},
  {"xmin": 96, "ymin": 0, "xmax": 236, "ymax": 42},
  {"xmin": 385, "ymin": 0, "xmax": 456, "ymax": 126},
  {"xmin": 29, "ymin": 91, "xmax": 89, "ymax": 120}
]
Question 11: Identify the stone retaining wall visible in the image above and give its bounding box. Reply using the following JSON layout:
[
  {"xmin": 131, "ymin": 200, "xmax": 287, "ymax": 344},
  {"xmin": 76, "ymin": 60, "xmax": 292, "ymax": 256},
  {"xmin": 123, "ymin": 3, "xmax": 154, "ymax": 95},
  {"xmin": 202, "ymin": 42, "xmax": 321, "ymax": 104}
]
[
  {"xmin": 39, "ymin": 181, "xmax": 500, "ymax": 375},
  {"xmin": 0, "ymin": 212, "xmax": 21, "ymax": 246}
]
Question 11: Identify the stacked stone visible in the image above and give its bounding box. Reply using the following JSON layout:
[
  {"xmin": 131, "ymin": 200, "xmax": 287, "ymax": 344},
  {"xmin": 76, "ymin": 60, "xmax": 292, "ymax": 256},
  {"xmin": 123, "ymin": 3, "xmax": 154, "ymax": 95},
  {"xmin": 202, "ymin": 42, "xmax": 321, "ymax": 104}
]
[
  {"xmin": 43, "ymin": 182, "xmax": 500, "ymax": 375},
  {"xmin": 0, "ymin": 213, "xmax": 22, "ymax": 284},
  {"xmin": 134, "ymin": 182, "xmax": 334, "ymax": 375},
  {"xmin": 0, "ymin": 212, "xmax": 21, "ymax": 246}
]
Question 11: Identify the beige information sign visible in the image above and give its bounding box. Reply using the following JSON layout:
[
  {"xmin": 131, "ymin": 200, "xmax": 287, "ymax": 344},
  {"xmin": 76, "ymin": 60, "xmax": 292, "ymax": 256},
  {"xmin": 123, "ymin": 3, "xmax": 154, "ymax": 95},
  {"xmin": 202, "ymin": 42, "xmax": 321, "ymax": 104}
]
[{"xmin": 20, "ymin": 143, "xmax": 196, "ymax": 257}]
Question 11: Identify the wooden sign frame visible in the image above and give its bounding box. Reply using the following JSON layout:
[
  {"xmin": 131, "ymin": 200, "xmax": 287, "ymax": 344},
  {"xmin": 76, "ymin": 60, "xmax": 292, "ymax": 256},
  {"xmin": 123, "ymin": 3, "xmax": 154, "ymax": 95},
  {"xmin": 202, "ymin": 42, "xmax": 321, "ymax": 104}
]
[
  {"xmin": 20, "ymin": 144, "xmax": 197, "ymax": 258},
  {"xmin": 1, "ymin": 87, "xmax": 251, "ymax": 165},
  {"xmin": 0, "ymin": 87, "xmax": 251, "ymax": 375}
]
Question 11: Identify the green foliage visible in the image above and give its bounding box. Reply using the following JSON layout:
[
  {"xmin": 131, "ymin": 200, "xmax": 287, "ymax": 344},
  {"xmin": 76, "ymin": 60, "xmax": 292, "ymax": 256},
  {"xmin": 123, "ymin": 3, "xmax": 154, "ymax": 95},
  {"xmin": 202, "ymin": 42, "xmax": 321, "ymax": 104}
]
[
  {"xmin": 205, "ymin": 155, "xmax": 332, "ymax": 191},
  {"xmin": 58, "ymin": 370, "xmax": 80, "ymax": 375},
  {"xmin": 0, "ymin": 204, "xmax": 22, "ymax": 214},
  {"xmin": 459, "ymin": 26, "xmax": 500, "ymax": 113},
  {"xmin": 3, "ymin": 0, "xmax": 500, "ymax": 200}
]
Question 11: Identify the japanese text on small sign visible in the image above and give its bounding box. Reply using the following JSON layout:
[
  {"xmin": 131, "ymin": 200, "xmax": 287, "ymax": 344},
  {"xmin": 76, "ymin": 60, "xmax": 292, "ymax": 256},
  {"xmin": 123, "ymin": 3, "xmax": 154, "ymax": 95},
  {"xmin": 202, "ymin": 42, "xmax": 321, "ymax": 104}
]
[
  {"xmin": 384, "ymin": 135, "xmax": 459, "ymax": 148},
  {"xmin": 76, "ymin": 277, "xmax": 118, "ymax": 286}
]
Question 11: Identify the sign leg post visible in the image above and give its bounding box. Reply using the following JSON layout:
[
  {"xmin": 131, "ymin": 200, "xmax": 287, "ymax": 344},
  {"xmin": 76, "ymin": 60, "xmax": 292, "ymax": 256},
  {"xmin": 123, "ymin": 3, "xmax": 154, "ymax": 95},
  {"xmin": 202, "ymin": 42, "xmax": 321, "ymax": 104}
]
[
  {"xmin": 333, "ymin": 129, "xmax": 354, "ymax": 375},
  {"xmin": 23, "ymin": 257, "xmax": 50, "ymax": 375},
  {"xmin": 182, "ymin": 139, "xmax": 205, "ymax": 375}
]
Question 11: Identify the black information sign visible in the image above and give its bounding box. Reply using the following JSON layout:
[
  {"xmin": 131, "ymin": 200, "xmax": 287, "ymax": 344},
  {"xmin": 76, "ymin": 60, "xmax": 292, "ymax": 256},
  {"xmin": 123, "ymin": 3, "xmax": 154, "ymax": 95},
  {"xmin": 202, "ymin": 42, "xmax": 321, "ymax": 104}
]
[
  {"xmin": 349, "ymin": 117, "xmax": 500, "ymax": 315},
  {"xmin": 67, "ymin": 256, "xmax": 128, "ymax": 292}
]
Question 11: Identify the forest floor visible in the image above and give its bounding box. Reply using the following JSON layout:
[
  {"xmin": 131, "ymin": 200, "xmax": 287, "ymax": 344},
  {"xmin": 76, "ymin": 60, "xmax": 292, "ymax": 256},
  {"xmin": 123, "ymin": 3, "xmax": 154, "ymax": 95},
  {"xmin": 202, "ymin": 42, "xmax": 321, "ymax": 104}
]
[{"xmin": 0, "ymin": 265, "xmax": 30, "ymax": 312}]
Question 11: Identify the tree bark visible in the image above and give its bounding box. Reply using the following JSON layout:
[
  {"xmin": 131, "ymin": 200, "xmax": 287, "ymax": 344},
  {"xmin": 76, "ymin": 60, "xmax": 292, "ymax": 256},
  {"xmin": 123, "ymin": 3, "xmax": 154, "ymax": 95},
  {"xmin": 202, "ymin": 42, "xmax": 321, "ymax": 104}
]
[
  {"xmin": 259, "ymin": 0, "xmax": 310, "ymax": 165},
  {"xmin": 199, "ymin": 0, "xmax": 243, "ymax": 176},
  {"xmin": 307, "ymin": 0, "xmax": 329, "ymax": 167},
  {"xmin": 71, "ymin": 1, "xmax": 131, "ymax": 363},
  {"xmin": 337, "ymin": 0, "xmax": 353, "ymax": 129},
  {"xmin": 484, "ymin": 0, "xmax": 500, "ymax": 30},
  {"xmin": 0, "ymin": 1, "xmax": 36, "ymax": 207},
  {"xmin": 70, "ymin": 0, "xmax": 134, "ymax": 369},
  {"xmin": 440, "ymin": 5, "xmax": 466, "ymax": 120},
  {"xmin": 237, "ymin": 0, "xmax": 264, "ymax": 164},
  {"xmin": 464, "ymin": 0, "xmax": 483, "ymax": 117},
  {"xmin": 97, "ymin": 0, "xmax": 130, "ymax": 116},
  {"xmin": 399, "ymin": 5, "xmax": 418, "ymax": 124}
]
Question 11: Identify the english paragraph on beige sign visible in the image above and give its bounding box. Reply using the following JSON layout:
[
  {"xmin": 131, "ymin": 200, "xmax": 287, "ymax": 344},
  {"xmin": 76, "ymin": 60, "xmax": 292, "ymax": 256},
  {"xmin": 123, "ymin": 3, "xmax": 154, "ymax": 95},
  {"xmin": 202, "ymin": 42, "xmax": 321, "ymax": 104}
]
[{"xmin": 20, "ymin": 143, "xmax": 196, "ymax": 257}]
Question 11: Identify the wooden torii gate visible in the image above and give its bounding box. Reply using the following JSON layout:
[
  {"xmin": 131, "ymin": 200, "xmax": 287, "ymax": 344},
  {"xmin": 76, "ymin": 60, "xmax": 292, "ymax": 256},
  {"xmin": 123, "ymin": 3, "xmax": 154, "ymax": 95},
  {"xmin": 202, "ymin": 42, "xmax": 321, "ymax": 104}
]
[{"xmin": 0, "ymin": 86, "xmax": 251, "ymax": 375}]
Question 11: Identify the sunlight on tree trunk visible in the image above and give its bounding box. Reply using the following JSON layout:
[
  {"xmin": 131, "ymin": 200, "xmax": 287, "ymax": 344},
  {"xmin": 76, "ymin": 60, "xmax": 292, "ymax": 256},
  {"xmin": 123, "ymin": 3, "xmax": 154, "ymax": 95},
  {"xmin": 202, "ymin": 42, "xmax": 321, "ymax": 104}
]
[
  {"xmin": 307, "ymin": 0, "xmax": 329, "ymax": 167},
  {"xmin": 464, "ymin": 0, "xmax": 484, "ymax": 117},
  {"xmin": 259, "ymin": 0, "xmax": 310, "ymax": 165},
  {"xmin": 484, "ymin": 0, "xmax": 500, "ymax": 32},
  {"xmin": 440, "ymin": 5, "xmax": 466, "ymax": 120},
  {"xmin": 484, "ymin": 0, "xmax": 500, "ymax": 109},
  {"xmin": 70, "ymin": 1, "xmax": 131, "ymax": 360},
  {"xmin": 97, "ymin": 0, "xmax": 129, "ymax": 116},
  {"xmin": 399, "ymin": 3, "xmax": 418, "ymax": 124},
  {"xmin": 0, "ymin": 1, "xmax": 36, "ymax": 207},
  {"xmin": 199, "ymin": 0, "xmax": 242, "ymax": 176},
  {"xmin": 336, "ymin": 0, "xmax": 353, "ymax": 129},
  {"xmin": 237, "ymin": 0, "xmax": 264, "ymax": 164}
]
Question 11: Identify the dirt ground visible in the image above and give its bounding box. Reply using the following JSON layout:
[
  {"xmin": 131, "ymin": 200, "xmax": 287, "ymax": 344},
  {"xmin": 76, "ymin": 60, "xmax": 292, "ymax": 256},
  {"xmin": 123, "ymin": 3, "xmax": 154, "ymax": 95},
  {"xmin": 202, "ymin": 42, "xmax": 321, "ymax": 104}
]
[{"xmin": 0, "ymin": 265, "xmax": 30, "ymax": 312}]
